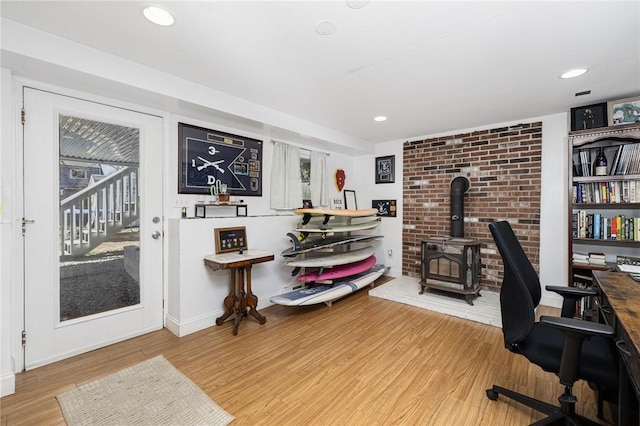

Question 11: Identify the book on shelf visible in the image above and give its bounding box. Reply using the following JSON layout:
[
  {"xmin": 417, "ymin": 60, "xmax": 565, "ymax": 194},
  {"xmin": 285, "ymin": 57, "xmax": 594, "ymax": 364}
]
[
  {"xmin": 572, "ymin": 211, "xmax": 640, "ymax": 241},
  {"xmin": 588, "ymin": 252, "xmax": 607, "ymax": 266},
  {"xmin": 611, "ymin": 143, "xmax": 640, "ymax": 175},
  {"xmin": 573, "ymin": 180, "xmax": 639, "ymax": 204},
  {"xmin": 572, "ymin": 252, "xmax": 589, "ymax": 265},
  {"xmin": 573, "ymin": 252, "xmax": 589, "ymax": 260},
  {"xmin": 588, "ymin": 252, "xmax": 605, "ymax": 259}
]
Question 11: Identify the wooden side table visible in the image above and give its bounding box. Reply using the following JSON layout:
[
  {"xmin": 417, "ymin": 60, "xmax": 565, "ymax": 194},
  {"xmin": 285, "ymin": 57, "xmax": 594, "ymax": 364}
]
[{"xmin": 204, "ymin": 249, "xmax": 274, "ymax": 335}]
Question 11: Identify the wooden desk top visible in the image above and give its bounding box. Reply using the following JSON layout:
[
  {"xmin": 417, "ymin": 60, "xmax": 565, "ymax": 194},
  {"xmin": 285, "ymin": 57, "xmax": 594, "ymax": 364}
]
[
  {"xmin": 204, "ymin": 249, "xmax": 274, "ymax": 271},
  {"xmin": 593, "ymin": 271, "xmax": 640, "ymax": 356}
]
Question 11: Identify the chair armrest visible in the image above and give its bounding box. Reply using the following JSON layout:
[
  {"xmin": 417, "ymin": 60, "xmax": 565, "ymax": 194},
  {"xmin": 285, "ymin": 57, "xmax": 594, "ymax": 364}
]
[
  {"xmin": 545, "ymin": 286, "xmax": 598, "ymax": 318},
  {"xmin": 540, "ymin": 315, "xmax": 614, "ymax": 338},
  {"xmin": 540, "ymin": 315, "xmax": 615, "ymax": 387},
  {"xmin": 545, "ymin": 285, "xmax": 598, "ymax": 299}
]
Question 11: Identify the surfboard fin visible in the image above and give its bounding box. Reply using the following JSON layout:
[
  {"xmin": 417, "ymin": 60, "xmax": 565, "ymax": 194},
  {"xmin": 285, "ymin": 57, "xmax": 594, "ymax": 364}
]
[
  {"xmin": 291, "ymin": 267, "xmax": 301, "ymax": 276},
  {"xmin": 322, "ymin": 214, "xmax": 331, "ymax": 225},
  {"xmin": 286, "ymin": 232, "xmax": 303, "ymax": 252},
  {"xmin": 302, "ymin": 213, "xmax": 312, "ymax": 225}
]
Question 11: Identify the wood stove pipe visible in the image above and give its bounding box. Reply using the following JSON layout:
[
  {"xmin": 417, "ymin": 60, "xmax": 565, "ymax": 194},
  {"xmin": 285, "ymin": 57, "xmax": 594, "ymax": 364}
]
[{"xmin": 450, "ymin": 176, "xmax": 470, "ymax": 237}]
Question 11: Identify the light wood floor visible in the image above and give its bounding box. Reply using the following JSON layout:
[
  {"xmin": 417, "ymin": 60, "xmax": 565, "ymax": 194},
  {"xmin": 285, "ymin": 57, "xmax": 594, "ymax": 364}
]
[{"xmin": 1, "ymin": 281, "xmax": 614, "ymax": 425}]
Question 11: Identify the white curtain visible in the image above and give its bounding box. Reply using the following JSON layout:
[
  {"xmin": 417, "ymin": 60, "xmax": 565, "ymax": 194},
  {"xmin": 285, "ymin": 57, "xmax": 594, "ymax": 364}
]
[
  {"xmin": 310, "ymin": 151, "xmax": 328, "ymax": 207},
  {"xmin": 270, "ymin": 141, "xmax": 302, "ymax": 209}
]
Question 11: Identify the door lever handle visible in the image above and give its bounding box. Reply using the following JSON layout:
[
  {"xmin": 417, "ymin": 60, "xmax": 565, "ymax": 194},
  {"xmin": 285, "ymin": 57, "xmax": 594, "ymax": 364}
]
[{"xmin": 21, "ymin": 218, "xmax": 35, "ymax": 235}]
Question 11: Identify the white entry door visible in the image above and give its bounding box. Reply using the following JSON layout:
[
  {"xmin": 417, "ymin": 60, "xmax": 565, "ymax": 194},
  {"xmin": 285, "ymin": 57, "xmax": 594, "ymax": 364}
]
[{"xmin": 22, "ymin": 87, "xmax": 164, "ymax": 369}]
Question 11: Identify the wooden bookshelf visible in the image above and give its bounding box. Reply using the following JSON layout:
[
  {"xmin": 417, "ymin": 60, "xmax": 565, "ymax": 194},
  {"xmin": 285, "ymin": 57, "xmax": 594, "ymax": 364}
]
[{"xmin": 568, "ymin": 123, "xmax": 640, "ymax": 291}]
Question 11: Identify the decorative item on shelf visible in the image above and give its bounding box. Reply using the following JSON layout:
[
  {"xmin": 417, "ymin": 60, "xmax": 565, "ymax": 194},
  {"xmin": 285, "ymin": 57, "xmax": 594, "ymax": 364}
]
[
  {"xmin": 330, "ymin": 198, "xmax": 343, "ymax": 209},
  {"xmin": 570, "ymin": 102, "xmax": 608, "ymax": 131},
  {"xmin": 608, "ymin": 95, "xmax": 640, "ymax": 126},
  {"xmin": 594, "ymin": 147, "xmax": 608, "ymax": 176},
  {"xmin": 210, "ymin": 181, "xmax": 229, "ymax": 202},
  {"xmin": 344, "ymin": 189, "xmax": 357, "ymax": 210},
  {"xmin": 375, "ymin": 155, "xmax": 395, "ymax": 184}
]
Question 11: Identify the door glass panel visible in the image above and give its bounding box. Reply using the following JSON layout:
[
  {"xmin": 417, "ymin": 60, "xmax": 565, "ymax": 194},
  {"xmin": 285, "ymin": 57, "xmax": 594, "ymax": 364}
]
[{"xmin": 59, "ymin": 115, "xmax": 140, "ymax": 321}]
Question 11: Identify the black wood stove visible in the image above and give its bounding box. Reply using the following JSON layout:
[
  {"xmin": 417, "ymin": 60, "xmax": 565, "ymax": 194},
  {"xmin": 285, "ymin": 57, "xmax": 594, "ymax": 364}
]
[
  {"xmin": 419, "ymin": 176, "xmax": 481, "ymax": 305},
  {"xmin": 420, "ymin": 237, "xmax": 481, "ymax": 305}
]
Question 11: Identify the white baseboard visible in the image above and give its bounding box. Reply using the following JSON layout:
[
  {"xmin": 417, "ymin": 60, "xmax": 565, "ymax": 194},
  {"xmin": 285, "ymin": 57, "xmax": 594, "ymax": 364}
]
[
  {"xmin": 1, "ymin": 372, "xmax": 16, "ymax": 397},
  {"xmin": 165, "ymin": 311, "xmax": 219, "ymax": 337}
]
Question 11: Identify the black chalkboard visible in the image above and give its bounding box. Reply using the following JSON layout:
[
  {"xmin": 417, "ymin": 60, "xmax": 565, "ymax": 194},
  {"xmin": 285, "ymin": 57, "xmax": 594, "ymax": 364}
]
[{"xmin": 178, "ymin": 123, "xmax": 263, "ymax": 196}]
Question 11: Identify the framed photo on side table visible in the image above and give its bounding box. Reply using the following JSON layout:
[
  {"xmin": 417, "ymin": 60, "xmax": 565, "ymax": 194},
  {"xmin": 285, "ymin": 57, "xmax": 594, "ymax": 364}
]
[
  {"xmin": 214, "ymin": 226, "xmax": 247, "ymax": 254},
  {"xmin": 375, "ymin": 155, "xmax": 395, "ymax": 184}
]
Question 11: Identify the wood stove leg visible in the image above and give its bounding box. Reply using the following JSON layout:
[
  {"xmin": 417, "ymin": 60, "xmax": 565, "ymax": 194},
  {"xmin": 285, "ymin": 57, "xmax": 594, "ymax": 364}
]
[{"xmin": 465, "ymin": 295, "xmax": 475, "ymax": 306}]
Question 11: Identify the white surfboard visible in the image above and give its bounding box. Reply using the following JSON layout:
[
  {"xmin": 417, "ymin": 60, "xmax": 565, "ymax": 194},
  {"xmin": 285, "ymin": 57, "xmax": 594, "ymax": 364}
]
[
  {"xmin": 270, "ymin": 265, "xmax": 386, "ymax": 306},
  {"xmin": 293, "ymin": 218, "xmax": 381, "ymax": 234},
  {"xmin": 284, "ymin": 246, "xmax": 376, "ymax": 268}
]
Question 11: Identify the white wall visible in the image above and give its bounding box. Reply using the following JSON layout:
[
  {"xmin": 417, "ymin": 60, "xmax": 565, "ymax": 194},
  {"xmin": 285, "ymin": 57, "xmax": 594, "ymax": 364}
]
[
  {"xmin": 1, "ymin": 68, "xmax": 17, "ymax": 396},
  {"xmin": 353, "ymin": 142, "xmax": 404, "ymax": 277}
]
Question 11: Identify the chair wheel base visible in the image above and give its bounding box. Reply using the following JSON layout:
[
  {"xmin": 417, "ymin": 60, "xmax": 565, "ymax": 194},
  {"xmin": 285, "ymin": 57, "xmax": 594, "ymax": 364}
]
[
  {"xmin": 486, "ymin": 388, "xmax": 499, "ymax": 400},
  {"xmin": 486, "ymin": 384, "xmax": 603, "ymax": 426}
]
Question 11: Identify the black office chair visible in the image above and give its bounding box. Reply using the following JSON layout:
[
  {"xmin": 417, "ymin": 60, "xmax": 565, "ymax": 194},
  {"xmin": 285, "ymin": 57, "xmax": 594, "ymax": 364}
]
[{"xmin": 486, "ymin": 221, "xmax": 619, "ymax": 425}]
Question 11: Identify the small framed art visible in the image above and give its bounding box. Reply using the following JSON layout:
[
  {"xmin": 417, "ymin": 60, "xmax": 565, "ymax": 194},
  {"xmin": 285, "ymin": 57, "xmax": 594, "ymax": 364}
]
[
  {"xmin": 344, "ymin": 190, "xmax": 357, "ymax": 210},
  {"xmin": 570, "ymin": 103, "xmax": 608, "ymax": 131},
  {"xmin": 372, "ymin": 199, "xmax": 397, "ymax": 217},
  {"xmin": 214, "ymin": 226, "xmax": 247, "ymax": 254},
  {"xmin": 607, "ymin": 96, "xmax": 640, "ymax": 125},
  {"xmin": 375, "ymin": 155, "xmax": 395, "ymax": 184}
]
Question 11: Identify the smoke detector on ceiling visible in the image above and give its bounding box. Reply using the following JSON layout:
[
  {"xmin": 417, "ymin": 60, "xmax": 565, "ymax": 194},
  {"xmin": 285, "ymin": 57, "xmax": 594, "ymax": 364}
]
[{"xmin": 315, "ymin": 20, "xmax": 337, "ymax": 36}]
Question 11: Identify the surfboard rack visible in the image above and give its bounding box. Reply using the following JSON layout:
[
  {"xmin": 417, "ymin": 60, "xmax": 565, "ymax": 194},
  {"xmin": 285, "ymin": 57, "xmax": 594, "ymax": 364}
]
[{"xmin": 276, "ymin": 208, "xmax": 383, "ymax": 307}]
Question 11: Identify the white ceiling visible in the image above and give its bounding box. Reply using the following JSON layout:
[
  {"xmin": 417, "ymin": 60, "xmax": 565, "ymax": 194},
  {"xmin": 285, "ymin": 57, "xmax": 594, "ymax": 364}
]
[{"xmin": 2, "ymin": 1, "xmax": 639, "ymax": 145}]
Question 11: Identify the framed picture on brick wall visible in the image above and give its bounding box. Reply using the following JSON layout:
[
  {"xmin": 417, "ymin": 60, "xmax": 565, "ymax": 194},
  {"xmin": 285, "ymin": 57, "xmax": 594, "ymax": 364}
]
[
  {"xmin": 570, "ymin": 103, "xmax": 607, "ymax": 131},
  {"xmin": 375, "ymin": 155, "xmax": 395, "ymax": 184}
]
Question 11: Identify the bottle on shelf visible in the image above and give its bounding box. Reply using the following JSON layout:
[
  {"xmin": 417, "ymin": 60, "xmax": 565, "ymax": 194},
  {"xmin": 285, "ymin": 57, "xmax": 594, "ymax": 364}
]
[{"xmin": 594, "ymin": 147, "xmax": 608, "ymax": 176}]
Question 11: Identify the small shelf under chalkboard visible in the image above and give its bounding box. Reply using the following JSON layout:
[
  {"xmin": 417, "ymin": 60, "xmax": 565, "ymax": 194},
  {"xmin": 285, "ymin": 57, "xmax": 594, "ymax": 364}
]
[{"xmin": 195, "ymin": 203, "xmax": 247, "ymax": 218}]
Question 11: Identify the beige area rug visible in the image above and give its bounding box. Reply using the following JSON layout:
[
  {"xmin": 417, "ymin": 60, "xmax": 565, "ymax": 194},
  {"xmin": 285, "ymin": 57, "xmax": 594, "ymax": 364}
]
[
  {"xmin": 369, "ymin": 275, "xmax": 502, "ymax": 328},
  {"xmin": 56, "ymin": 355, "xmax": 234, "ymax": 426}
]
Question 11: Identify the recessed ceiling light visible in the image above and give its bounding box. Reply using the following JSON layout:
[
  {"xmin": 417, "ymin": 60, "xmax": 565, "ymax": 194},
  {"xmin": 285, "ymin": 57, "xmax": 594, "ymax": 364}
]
[
  {"xmin": 560, "ymin": 68, "xmax": 588, "ymax": 79},
  {"xmin": 143, "ymin": 6, "xmax": 175, "ymax": 26},
  {"xmin": 315, "ymin": 20, "xmax": 336, "ymax": 36},
  {"xmin": 374, "ymin": 116, "xmax": 387, "ymax": 122}
]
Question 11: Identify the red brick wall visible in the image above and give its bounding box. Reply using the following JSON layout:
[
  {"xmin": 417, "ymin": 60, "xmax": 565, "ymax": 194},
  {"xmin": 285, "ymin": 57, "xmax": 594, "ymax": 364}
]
[{"xmin": 402, "ymin": 122, "xmax": 542, "ymax": 291}]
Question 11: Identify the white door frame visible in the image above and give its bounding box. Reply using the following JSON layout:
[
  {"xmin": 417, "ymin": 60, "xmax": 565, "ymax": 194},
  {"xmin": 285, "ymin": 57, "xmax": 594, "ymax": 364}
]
[{"xmin": 10, "ymin": 78, "xmax": 169, "ymax": 372}]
